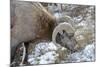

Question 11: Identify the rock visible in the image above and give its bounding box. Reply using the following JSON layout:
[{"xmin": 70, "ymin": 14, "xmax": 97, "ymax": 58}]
[
  {"xmin": 66, "ymin": 43, "xmax": 95, "ymax": 62},
  {"xmin": 74, "ymin": 22, "xmax": 94, "ymax": 50},
  {"xmin": 28, "ymin": 42, "xmax": 68, "ymax": 64}
]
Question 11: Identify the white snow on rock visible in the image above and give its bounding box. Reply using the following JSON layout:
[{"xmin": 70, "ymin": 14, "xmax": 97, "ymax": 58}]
[
  {"xmin": 28, "ymin": 42, "xmax": 62, "ymax": 64},
  {"xmin": 34, "ymin": 42, "xmax": 58, "ymax": 57},
  {"xmin": 66, "ymin": 43, "xmax": 95, "ymax": 62},
  {"xmin": 28, "ymin": 41, "xmax": 95, "ymax": 65},
  {"xmin": 39, "ymin": 51, "xmax": 59, "ymax": 64}
]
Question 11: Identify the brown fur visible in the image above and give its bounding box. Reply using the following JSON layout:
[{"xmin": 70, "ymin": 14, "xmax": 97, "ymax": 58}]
[{"xmin": 11, "ymin": 1, "xmax": 56, "ymax": 62}]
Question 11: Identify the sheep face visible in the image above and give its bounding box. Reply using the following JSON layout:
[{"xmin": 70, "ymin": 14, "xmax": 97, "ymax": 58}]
[{"xmin": 56, "ymin": 30, "xmax": 77, "ymax": 52}]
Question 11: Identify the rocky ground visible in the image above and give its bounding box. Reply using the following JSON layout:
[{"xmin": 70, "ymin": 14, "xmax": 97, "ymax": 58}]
[{"xmin": 27, "ymin": 42, "xmax": 95, "ymax": 65}]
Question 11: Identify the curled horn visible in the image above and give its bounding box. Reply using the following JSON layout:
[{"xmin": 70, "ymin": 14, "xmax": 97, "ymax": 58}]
[{"xmin": 52, "ymin": 22, "xmax": 75, "ymax": 47}]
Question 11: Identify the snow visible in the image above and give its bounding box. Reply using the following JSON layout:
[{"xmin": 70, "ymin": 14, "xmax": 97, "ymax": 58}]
[
  {"xmin": 34, "ymin": 42, "xmax": 58, "ymax": 57},
  {"xmin": 28, "ymin": 41, "xmax": 95, "ymax": 64},
  {"xmin": 66, "ymin": 43, "xmax": 95, "ymax": 62},
  {"xmin": 28, "ymin": 42, "xmax": 60, "ymax": 64},
  {"xmin": 39, "ymin": 51, "xmax": 59, "ymax": 64}
]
